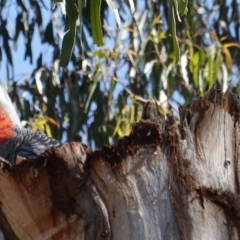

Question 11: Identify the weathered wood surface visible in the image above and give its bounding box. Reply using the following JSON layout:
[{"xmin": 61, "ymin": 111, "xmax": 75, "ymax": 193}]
[{"xmin": 0, "ymin": 88, "xmax": 239, "ymax": 239}]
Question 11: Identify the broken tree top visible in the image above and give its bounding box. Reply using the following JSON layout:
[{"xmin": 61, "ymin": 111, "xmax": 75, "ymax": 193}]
[{"xmin": 0, "ymin": 87, "xmax": 239, "ymax": 240}]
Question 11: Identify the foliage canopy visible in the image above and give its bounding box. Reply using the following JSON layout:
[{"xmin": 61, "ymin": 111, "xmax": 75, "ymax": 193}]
[{"xmin": 0, "ymin": 0, "xmax": 240, "ymax": 148}]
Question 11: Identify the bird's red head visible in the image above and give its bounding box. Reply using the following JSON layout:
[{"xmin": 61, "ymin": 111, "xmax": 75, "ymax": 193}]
[
  {"xmin": 0, "ymin": 107, "xmax": 15, "ymax": 144},
  {"xmin": 0, "ymin": 83, "xmax": 20, "ymax": 144}
]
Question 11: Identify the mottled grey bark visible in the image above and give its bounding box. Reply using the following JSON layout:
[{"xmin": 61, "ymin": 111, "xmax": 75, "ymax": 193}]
[{"xmin": 0, "ymin": 88, "xmax": 239, "ymax": 240}]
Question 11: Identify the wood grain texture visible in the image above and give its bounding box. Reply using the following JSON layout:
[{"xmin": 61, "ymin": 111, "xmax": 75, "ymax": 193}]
[{"xmin": 0, "ymin": 89, "xmax": 239, "ymax": 239}]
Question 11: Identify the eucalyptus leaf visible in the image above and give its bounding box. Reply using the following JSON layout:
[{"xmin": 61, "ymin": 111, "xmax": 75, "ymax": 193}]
[{"xmin": 90, "ymin": 0, "xmax": 103, "ymax": 46}]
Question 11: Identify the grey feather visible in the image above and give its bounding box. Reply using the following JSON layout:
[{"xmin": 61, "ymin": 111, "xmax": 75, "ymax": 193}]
[
  {"xmin": 0, "ymin": 83, "xmax": 59, "ymax": 164},
  {"xmin": 0, "ymin": 127, "xmax": 59, "ymax": 164}
]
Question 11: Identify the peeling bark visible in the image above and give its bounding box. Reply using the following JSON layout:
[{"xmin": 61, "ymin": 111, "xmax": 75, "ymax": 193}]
[{"xmin": 0, "ymin": 88, "xmax": 239, "ymax": 239}]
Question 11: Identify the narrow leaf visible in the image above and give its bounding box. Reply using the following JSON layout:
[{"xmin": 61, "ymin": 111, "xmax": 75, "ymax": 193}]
[
  {"xmin": 223, "ymin": 46, "xmax": 232, "ymax": 69},
  {"xmin": 66, "ymin": 0, "xmax": 78, "ymax": 23},
  {"xmin": 90, "ymin": 0, "xmax": 103, "ymax": 46},
  {"xmin": 106, "ymin": 0, "xmax": 121, "ymax": 27},
  {"xmin": 16, "ymin": 0, "xmax": 27, "ymax": 11},
  {"xmin": 2, "ymin": 29, "xmax": 13, "ymax": 66},
  {"xmin": 59, "ymin": 0, "xmax": 78, "ymax": 66},
  {"xmin": 84, "ymin": 70, "xmax": 102, "ymax": 112},
  {"xmin": 179, "ymin": 0, "xmax": 188, "ymax": 16},
  {"xmin": 168, "ymin": 1, "xmax": 180, "ymax": 63},
  {"xmin": 60, "ymin": 21, "xmax": 77, "ymax": 67},
  {"xmin": 77, "ymin": 0, "xmax": 84, "ymax": 18},
  {"xmin": 45, "ymin": 123, "xmax": 53, "ymax": 137},
  {"xmin": 128, "ymin": 0, "xmax": 135, "ymax": 14},
  {"xmin": 223, "ymin": 42, "xmax": 240, "ymax": 48},
  {"xmin": 172, "ymin": 0, "xmax": 181, "ymax": 22},
  {"xmin": 34, "ymin": 2, "xmax": 43, "ymax": 32},
  {"xmin": 208, "ymin": 57, "xmax": 217, "ymax": 86},
  {"xmin": 43, "ymin": 21, "xmax": 55, "ymax": 45},
  {"xmin": 14, "ymin": 14, "xmax": 24, "ymax": 43}
]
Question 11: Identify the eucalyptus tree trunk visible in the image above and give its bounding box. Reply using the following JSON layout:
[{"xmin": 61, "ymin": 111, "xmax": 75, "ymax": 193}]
[{"xmin": 0, "ymin": 88, "xmax": 239, "ymax": 240}]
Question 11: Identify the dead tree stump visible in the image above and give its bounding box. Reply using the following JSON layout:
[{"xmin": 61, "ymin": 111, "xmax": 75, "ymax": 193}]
[{"xmin": 0, "ymin": 88, "xmax": 239, "ymax": 239}]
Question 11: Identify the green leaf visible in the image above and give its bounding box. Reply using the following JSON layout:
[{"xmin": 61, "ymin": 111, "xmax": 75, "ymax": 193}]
[
  {"xmin": 192, "ymin": 51, "xmax": 200, "ymax": 66},
  {"xmin": 66, "ymin": 0, "xmax": 78, "ymax": 24},
  {"xmin": 60, "ymin": 0, "xmax": 78, "ymax": 67},
  {"xmin": 34, "ymin": 2, "xmax": 43, "ymax": 30},
  {"xmin": 43, "ymin": 21, "xmax": 55, "ymax": 45},
  {"xmin": 77, "ymin": 0, "xmax": 85, "ymax": 57},
  {"xmin": 34, "ymin": 118, "xmax": 48, "ymax": 128},
  {"xmin": 208, "ymin": 57, "xmax": 217, "ymax": 86},
  {"xmin": 179, "ymin": 0, "xmax": 188, "ymax": 16},
  {"xmin": 77, "ymin": 0, "xmax": 85, "ymax": 19},
  {"xmin": 45, "ymin": 123, "xmax": 53, "ymax": 137},
  {"xmin": 168, "ymin": 0, "xmax": 180, "ymax": 63},
  {"xmin": 84, "ymin": 69, "xmax": 102, "ymax": 112},
  {"xmin": 192, "ymin": 52, "xmax": 200, "ymax": 85},
  {"xmin": 14, "ymin": 14, "xmax": 24, "ymax": 43},
  {"xmin": 108, "ymin": 77, "xmax": 116, "ymax": 102},
  {"xmin": 90, "ymin": 0, "xmax": 103, "ymax": 46},
  {"xmin": 172, "ymin": 0, "xmax": 181, "ymax": 22},
  {"xmin": 24, "ymin": 40, "xmax": 33, "ymax": 64},
  {"xmin": 222, "ymin": 46, "xmax": 233, "ymax": 69},
  {"xmin": 2, "ymin": 28, "xmax": 13, "ymax": 66},
  {"xmin": 60, "ymin": 21, "xmax": 77, "ymax": 67},
  {"xmin": 92, "ymin": 50, "xmax": 108, "ymax": 58},
  {"xmin": 16, "ymin": 0, "xmax": 27, "ymax": 12}
]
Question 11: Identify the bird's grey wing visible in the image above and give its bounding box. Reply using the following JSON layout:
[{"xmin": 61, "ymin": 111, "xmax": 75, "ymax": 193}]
[{"xmin": 14, "ymin": 128, "xmax": 59, "ymax": 158}]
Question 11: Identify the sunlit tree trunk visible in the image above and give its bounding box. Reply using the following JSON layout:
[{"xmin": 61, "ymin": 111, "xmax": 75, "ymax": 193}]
[{"xmin": 0, "ymin": 88, "xmax": 239, "ymax": 240}]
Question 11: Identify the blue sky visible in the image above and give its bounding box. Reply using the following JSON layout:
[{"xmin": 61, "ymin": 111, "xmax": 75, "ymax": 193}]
[
  {"xmin": 0, "ymin": 0, "xmax": 54, "ymax": 84},
  {"xmin": 2, "ymin": 0, "xmax": 239, "ymax": 93}
]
